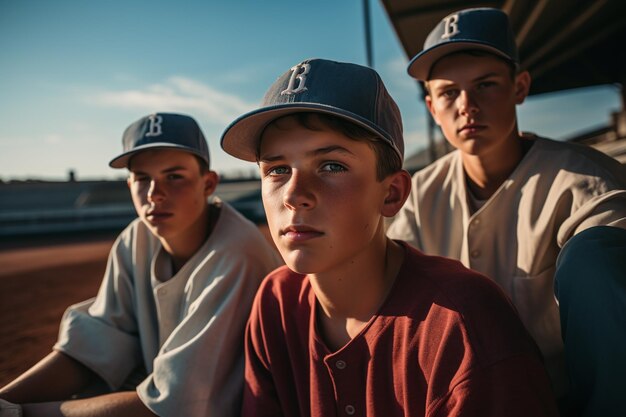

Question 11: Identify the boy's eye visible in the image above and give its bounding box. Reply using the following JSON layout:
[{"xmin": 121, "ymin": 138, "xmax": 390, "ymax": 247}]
[
  {"xmin": 267, "ymin": 166, "xmax": 290, "ymax": 176},
  {"xmin": 440, "ymin": 89, "xmax": 458, "ymax": 99},
  {"xmin": 167, "ymin": 173, "xmax": 184, "ymax": 180},
  {"xmin": 477, "ymin": 81, "xmax": 496, "ymax": 90},
  {"xmin": 320, "ymin": 162, "xmax": 346, "ymax": 173}
]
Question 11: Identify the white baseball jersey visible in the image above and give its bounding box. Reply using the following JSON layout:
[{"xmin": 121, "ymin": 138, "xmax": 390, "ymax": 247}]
[
  {"xmin": 387, "ymin": 135, "xmax": 626, "ymax": 395},
  {"xmin": 54, "ymin": 199, "xmax": 282, "ymax": 417}
]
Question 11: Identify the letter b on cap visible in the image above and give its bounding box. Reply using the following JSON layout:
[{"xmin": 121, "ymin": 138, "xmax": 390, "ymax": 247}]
[
  {"xmin": 281, "ymin": 63, "xmax": 311, "ymax": 95},
  {"xmin": 146, "ymin": 114, "xmax": 163, "ymax": 137},
  {"xmin": 441, "ymin": 14, "xmax": 459, "ymax": 39}
]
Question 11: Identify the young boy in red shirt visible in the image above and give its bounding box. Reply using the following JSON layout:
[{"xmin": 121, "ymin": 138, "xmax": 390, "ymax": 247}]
[{"xmin": 220, "ymin": 58, "xmax": 558, "ymax": 416}]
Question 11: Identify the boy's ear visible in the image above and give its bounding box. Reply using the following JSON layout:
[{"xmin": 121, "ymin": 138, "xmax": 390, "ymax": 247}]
[
  {"xmin": 514, "ymin": 70, "xmax": 531, "ymax": 105},
  {"xmin": 203, "ymin": 171, "xmax": 219, "ymax": 197},
  {"xmin": 381, "ymin": 170, "xmax": 412, "ymax": 217}
]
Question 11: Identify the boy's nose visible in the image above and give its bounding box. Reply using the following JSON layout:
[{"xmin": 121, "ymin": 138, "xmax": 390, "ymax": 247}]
[
  {"xmin": 147, "ymin": 180, "xmax": 166, "ymax": 203},
  {"xmin": 458, "ymin": 91, "xmax": 479, "ymax": 116},
  {"xmin": 283, "ymin": 172, "xmax": 315, "ymax": 210}
]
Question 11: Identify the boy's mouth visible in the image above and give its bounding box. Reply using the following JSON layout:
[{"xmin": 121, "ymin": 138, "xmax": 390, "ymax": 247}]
[
  {"xmin": 458, "ymin": 122, "xmax": 486, "ymax": 134},
  {"xmin": 146, "ymin": 209, "xmax": 173, "ymax": 222},
  {"xmin": 281, "ymin": 224, "xmax": 324, "ymax": 241}
]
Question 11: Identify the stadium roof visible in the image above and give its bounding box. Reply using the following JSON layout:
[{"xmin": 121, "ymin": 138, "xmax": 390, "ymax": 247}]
[{"xmin": 380, "ymin": 0, "xmax": 626, "ymax": 97}]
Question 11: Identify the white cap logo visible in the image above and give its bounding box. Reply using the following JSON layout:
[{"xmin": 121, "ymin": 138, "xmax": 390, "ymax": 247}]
[
  {"xmin": 281, "ymin": 63, "xmax": 311, "ymax": 95},
  {"xmin": 441, "ymin": 14, "xmax": 460, "ymax": 39},
  {"xmin": 145, "ymin": 114, "xmax": 163, "ymax": 137}
]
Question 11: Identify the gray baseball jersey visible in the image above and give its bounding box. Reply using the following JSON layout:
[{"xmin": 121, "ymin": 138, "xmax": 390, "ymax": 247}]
[
  {"xmin": 54, "ymin": 199, "xmax": 282, "ymax": 416},
  {"xmin": 387, "ymin": 135, "xmax": 626, "ymax": 395}
]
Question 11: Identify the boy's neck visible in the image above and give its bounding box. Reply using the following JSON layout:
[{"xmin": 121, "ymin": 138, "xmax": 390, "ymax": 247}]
[
  {"xmin": 161, "ymin": 204, "xmax": 215, "ymax": 273},
  {"xmin": 461, "ymin": 131, "xmax": 525, "ymax": 200},
  {"xmin": 309, "ymin": 237, "xmax": 405, "ymax": 352}
]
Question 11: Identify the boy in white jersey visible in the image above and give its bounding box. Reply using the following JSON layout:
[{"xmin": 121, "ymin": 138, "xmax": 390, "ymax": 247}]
[
  {"xmin": 0, "ymin": 113, "xmax": 282, "ymax": 417},
  {"xmin": 386, "ymin": 8, "xmax": 626, "ymax": 416}
]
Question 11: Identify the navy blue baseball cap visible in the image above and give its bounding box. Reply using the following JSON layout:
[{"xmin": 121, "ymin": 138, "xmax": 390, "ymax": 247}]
[
  {"xmin": 109, "ymin": 113, "xmax": 210, "ymax": 169},
  {"xmin": 220, "ymin": 58, "xmax": 404, "ymax": 162},
  {"xmin": 407, "ymin": 8, "xmax": 518, "ymax": 81}
]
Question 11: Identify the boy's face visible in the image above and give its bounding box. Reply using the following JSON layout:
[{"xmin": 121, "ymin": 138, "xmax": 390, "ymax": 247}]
[
  {"xmin": 258, "ymin": 117, "xmax": 391, "ymax": 275},
  {"xmin": 127, "ymin": 148, "xmax": 216, "ymax": 243},
  {"xmin": 425, "ymin": 53, "xmax": 530, "ymax": 157}
]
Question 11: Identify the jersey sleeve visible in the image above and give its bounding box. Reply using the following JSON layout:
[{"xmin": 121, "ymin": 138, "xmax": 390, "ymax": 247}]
[
  {"xmin": 53, "ymin": 228, "xmax": 144, "ymax": 389},
  {"xmin": 557, "ymin": 189, "xmax": 626, "ymax": 247},
  {"xmin": 241, "ymin": 276, "xmax": 285, "ymax": 417}
]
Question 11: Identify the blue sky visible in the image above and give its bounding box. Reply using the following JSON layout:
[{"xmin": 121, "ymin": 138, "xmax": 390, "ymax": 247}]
[{"xmin": 1, "ymin": 1, "xmax": 622, "ymax": 181}]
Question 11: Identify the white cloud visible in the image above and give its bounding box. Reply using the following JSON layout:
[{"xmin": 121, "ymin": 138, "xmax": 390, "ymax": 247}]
[
  {"xmin": 43, "ymin": 134, "xmax": 63, "ymax": 144},
  {"xmin": 91, "ymin": 76, "xmax": 257, "ymax": 126}
]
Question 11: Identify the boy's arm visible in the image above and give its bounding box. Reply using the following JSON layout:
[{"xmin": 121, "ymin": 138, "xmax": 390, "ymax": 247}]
[
  {"xmin": 241, "ymin": 288, "xmax": 284, "ymax": 417},
  {"xmin": 20, "ymin": 391, "xmax": 156, "ymax": 417},
  {"xmin": 432, "ymin": 354, "xmax": 559, "ymax": 417},
  {"xmin": 0, "ymin": 352, "xmax": 97, "ymax": 404},
  {"xmin": 1, "ymin": 353, "xmax": 156, "ymax": 417},
  {"xmin": 242, "ymin": 328, "xmax": 283, "ymax": 416},
  {"xmin": 557, "ymin": 188, "xmax": 626, "ymax": 247}
]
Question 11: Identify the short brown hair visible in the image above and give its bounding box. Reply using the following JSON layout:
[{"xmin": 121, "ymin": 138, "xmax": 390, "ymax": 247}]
[
  {"xmin": 259, "ymin": 113, "xmax": 402, "ymax": 181},
  {"xmin": 194, "ymin": 155, "xmax": 211, "ymax": 175}
]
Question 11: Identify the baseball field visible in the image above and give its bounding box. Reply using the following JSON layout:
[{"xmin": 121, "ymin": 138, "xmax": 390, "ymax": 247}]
[{"xmin": 0, "ymin": 236, "xmax": 114, "ymax": 386}]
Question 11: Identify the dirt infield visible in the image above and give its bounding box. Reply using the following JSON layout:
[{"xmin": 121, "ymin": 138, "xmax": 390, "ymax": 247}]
[
  {"xmin": 0, "ymin": 225, "xmax": 274, "ymax": 388},
  {"xmin": 0, "ymin": 238, "xmax": 114, "ymax": 386}
]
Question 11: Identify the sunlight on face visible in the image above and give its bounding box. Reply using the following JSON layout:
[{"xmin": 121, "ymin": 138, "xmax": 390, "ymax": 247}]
[
  {"xmin": 127, "ymin": 149, "xmax": 213, "ymax": 244},
  {"xmin": 426, "ymin": 53, "xmax": 527, "ymax": 157},
  {"xmin": 258, "ymin": 117, "xmax": 388, "ymax": 275}
]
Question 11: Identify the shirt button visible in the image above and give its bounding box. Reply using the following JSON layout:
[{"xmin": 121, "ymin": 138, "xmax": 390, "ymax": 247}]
[
  {"xmin": 345, "ymin": 405, "xmax": 355, "ymax": 415},
  {"xmin": 158, "ymin": 288, "xmax": 167, "ymax": 295},
  {"xmin": 471, "ymin": 218, "xmax": 481, "ymax": 227},
  {"xmin": 336, "ymin": 360, "xmax": 346, "ymax": 370},
  {"xmin": 471, "ymin": 250, "xmax": 481, "ymax": 258}
]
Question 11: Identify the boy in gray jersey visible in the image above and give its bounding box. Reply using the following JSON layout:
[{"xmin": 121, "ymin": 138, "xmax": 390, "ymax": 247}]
[
  {"xmin": 0, "ymin": 113, "xmax": 282, "ymax": 417},
  {"xmin": 386, "ymin": 8, "xmax": 626, "ymax": 416}
]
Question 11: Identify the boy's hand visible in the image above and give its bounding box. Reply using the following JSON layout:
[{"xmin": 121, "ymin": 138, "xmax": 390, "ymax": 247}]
[{"xmin": 0, "ymin": 399, "xmax": 22, "ymax": 417}]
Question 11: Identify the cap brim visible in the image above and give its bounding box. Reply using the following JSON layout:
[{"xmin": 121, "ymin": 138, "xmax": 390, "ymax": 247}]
[
  {"xmin": 220, "ymin": 103, "xmax": 401, "ymax": 162},
  {"xmin": 407, "ymin": 40, "xmax": 515, "ymax": 81},
  {"xmin": 109, "ymin": 143, "xmax": 209, "ymax": 168}
]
